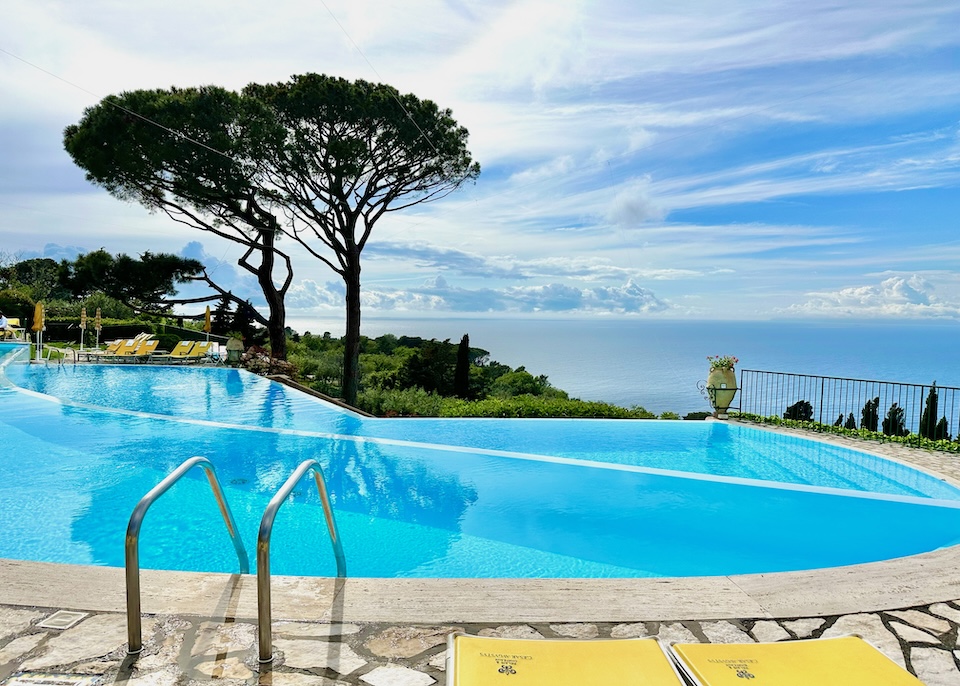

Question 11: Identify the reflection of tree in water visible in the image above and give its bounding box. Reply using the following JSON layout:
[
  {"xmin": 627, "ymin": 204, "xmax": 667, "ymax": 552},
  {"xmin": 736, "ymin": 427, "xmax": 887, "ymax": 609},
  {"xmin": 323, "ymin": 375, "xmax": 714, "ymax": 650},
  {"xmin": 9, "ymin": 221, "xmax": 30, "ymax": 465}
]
[
  {"xmin": 321, "ymin": 437, "xmax": 477, "ymax": 529},
  {"xmin": 71, "ymin": 415, "xmax": 478, "ymax": 575},
  {"xmin": 264, "ymin": 435, "xmax": 479, "ymax": 576}
]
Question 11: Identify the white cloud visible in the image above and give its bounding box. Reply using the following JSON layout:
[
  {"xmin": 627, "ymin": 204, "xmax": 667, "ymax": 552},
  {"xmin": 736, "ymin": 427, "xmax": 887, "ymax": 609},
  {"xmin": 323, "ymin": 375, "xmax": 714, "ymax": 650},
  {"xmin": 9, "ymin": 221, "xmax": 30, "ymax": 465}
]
[
  {"xmin": 283, "ymin": 275, "xmax": 668, "ymax": 316},
  {"xmin": 788, "ymin": 275, "xmax": 960, "ymax": 319},
  {"xmin": 606, "ymin": 177, "xmax": 664, "ymax": 226}
]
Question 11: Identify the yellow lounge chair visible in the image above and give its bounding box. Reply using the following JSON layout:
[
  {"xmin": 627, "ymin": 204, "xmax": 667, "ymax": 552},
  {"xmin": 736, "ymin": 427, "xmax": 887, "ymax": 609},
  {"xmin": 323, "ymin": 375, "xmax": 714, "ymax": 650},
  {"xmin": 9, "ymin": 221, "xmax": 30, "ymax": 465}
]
[
  {"xmin": 1, "ymin": 317, "xmax": 25, "ymax": 341},
  {"xmin": 189, "ymin": 341, "xmax": 214, "ymax": 359},
  {"xmin": 78, "ymin": 339, "xmax": 126, "ymax": 361},
  {"xmin": 124, "ymin": 338, "xmax": 159, "ymax": 362},
  {"xmin": 148, "ymin": 340, "xmax": 196, "ymax": 363},
  {"xmin": 447, "ymin": 633, "xmax": 684, "ymax": 685},
  {"xmin": 669, "ymin": 635, "xmax": 922, "ymax": 685}
]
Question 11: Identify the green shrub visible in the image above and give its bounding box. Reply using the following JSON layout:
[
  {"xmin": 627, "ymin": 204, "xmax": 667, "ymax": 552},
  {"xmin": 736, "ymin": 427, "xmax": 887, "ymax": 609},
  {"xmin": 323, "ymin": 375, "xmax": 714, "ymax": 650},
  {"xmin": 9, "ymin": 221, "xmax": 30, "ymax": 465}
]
[
  {"xmin": 356, "ymin": 387, "xmax": 443, "ymax": 417},
  {"xmin": 784, "ymin": 400, "xmax": 813, "ymax": 421},
  {"xmin": 0, "ymin": 288, "xmax": 34, "ymax": 322},
  {"xmin": 736, "ymin": 412, "xmax": 960, "ymax": 453},
  {"xmin": 439, "ymin": 396, "xmax": 656, "ymax": 419}
]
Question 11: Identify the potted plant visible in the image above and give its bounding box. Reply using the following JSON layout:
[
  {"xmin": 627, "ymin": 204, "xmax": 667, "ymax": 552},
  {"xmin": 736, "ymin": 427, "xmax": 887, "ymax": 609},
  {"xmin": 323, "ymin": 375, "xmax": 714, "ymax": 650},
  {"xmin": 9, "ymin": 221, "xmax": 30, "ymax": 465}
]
[
  {"xmin": 225, "ymin": 332, "xmax": 245, "ymax": 365},
  {"xmin": 706, "ymin": 355, "xmax": 739, "ymax": 418}
]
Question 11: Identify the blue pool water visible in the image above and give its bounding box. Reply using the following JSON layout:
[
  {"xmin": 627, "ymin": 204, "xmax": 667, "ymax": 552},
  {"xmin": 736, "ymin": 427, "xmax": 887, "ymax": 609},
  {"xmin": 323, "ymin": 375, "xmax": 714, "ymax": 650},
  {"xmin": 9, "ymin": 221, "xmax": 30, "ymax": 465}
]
[{"xmin": 2, "ymin": 342, "xmax": 960, "ymax": 578}]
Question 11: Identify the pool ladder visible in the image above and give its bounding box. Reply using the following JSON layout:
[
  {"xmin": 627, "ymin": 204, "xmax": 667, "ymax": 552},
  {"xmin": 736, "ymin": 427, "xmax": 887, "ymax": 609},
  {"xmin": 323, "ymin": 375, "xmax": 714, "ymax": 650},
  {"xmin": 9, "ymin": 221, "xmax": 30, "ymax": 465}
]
[{"xmin": 124, "ymin": 457, "xmax": 345, "ymax": 662}]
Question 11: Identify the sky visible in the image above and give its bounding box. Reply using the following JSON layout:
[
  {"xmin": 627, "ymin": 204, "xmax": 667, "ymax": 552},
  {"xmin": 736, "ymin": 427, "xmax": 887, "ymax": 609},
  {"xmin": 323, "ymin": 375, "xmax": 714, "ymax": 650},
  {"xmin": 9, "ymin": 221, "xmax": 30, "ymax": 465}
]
[{"xmin": 2, "ymin": 0, "xmax": 959, "ymax": 331}]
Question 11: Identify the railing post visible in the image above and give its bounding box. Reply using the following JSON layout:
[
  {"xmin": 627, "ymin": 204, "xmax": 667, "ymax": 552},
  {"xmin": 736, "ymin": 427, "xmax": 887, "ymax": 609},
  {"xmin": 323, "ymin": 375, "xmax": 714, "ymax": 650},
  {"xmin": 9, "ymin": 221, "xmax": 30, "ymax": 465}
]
[{"xmin": 818, "ymin": 378, "xmax": 825, "ymax": 427}]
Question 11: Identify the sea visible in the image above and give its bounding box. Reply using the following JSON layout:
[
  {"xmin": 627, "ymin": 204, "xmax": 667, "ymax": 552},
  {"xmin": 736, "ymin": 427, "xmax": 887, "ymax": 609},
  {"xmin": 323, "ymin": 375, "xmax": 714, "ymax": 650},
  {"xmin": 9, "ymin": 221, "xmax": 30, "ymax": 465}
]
[{"xmin": 285, "ymin": 316, "xmax": 960, "ymax": 415}]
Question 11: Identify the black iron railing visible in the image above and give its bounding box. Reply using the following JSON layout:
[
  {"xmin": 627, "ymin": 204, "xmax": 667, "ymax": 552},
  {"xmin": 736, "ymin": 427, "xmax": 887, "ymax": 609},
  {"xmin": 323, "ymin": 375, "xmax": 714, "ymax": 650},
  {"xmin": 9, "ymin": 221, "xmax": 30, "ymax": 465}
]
[{"xmin": 737, "ymin": 369, "xmax": 960, "ymax": 442}]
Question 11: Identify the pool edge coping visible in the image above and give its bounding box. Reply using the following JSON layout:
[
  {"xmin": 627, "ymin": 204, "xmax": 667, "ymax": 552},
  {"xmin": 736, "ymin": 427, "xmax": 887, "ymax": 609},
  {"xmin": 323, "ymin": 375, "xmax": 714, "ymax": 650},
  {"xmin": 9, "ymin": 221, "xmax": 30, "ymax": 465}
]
[{"xmin": 2, "ymin": 540, "xmax": 958, "ymax": 623}]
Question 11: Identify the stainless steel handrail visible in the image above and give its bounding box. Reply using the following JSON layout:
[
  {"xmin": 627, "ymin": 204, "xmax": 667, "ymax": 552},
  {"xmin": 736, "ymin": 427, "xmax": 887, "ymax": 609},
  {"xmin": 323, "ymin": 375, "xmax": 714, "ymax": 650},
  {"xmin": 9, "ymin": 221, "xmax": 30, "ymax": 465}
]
[
  {"xmin": 257, "ymin": 458, "xmax": 345, "ymax": 663},
  {"xmin": 125, "ymin": 456, "xmax": 250, "ymax": 655}
]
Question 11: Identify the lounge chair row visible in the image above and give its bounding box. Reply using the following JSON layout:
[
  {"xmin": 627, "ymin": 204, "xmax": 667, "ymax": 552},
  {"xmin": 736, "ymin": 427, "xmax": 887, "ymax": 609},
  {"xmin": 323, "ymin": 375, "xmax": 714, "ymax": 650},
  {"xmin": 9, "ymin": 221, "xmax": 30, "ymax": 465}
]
[
  {"xmin": 447, "ymin": 633, "xmax": 922, "ymax": 685},
  {"xmin": 78, "ymin": 337, "xmax": 217, "ymax": 364}
]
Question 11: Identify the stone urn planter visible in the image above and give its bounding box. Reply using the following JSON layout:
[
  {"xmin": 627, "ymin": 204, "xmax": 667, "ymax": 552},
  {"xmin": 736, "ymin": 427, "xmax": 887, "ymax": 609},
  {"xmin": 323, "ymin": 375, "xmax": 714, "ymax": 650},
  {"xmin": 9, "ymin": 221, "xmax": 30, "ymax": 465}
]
[
  {"xmin": 706, "ymin": 356, "xmax": 738, "ymax": 418},
  {"xmin": 225, "ymin": 337, "xmax": 245, "ymax": 364}
]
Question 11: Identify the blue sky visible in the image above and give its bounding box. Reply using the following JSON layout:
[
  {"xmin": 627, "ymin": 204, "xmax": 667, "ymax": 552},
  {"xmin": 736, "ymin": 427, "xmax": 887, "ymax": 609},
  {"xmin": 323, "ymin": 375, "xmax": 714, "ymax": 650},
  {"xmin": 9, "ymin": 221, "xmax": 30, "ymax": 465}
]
[{"xmin": 2, "ymin": 0, "xmax": 959, "ymax": 327}]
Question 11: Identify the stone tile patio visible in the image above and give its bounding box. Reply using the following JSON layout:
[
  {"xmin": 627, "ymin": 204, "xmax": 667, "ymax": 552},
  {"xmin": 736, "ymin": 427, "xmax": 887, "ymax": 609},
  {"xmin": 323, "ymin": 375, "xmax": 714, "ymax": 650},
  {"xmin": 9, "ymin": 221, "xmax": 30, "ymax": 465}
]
[{"xmin": 1, "ymin": 603, "xmax": 960, "ymax": 685}]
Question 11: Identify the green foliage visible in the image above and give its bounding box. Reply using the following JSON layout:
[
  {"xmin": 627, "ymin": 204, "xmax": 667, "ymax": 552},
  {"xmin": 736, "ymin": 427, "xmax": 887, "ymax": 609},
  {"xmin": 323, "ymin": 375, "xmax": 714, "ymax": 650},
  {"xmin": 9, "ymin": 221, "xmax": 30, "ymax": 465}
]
[
  {"xmin": 683, "ymin": 411, "xmax": 711, "ymax": 420},
  {"xmin": 402, "ymin": 339, "xmax": 456, "ymax": 395},
  {"xmin": 356, "ymin": 387, "xmax": 443, "ymax": 417},
  {"xmin": 659, "ymin": 411, "xmax": 681, "ymax": 420},
  {"xmin": 0, "ymin": 288, "xmax": 35, "ymax": 321},
  {"xmin": 919, "ymin": 383, "xmax": 939, "ymax": 440},
  {"xmin": 935, "ymin": 417, "xmax": 951, "ymax": 441},
  {"xmin": 454, "ymin": 334, "xmax": 471, "ymax": 399},
  {"xmin": 860, "ymin": 396, "xmax": 879, "ymax": 432},
  {"xmin": 80, "ymin": 292, "xmax": 134, "ymax": 319},
  {"xmin": 0, "ymin": 258, "xmax": 67, "ymax": 301},
  {"xmin": 439, "ymin": 396, "xmax": 656, "ymax": 419},
  {"xmin": 58, "ymin": 249, "xmax": 203, "ymax": 310},
  {"xmin": 882, "ymin": 402, "xmax": 909, "ymax": 437},
  {"xmin": 211, "ymin": 297, "xmax": 233, "ymax": 336},
  {"xmin": 153, "ymin": 333, "xmax": 182, "ymax": 352},
  {"xmin": 490, "ymin": 367, "xmax": 567, "ymax": 399},
  {"xmin": 288, "ymin": 331, "xmax": 665, "ymax": 419},
  {"xmin": 784, "ymin": 400, "xmax": 813, "ymax": 421},
  {"xmin": 360, "ymin": 349, "xmax": 414, "ymax": 390},
  {"xmin": 844, "ymin": 412, "xmax": 857, "ymax": 430},
  {"xmin": 63, "ymin": 85, "xmax": 292, "ymax": 357},
  {"xmin": 294, "ymin": 349, "xmax": 343, "ymax": 387},
  {"xmin": 737, "ymin": 412, "xmax": 960, "ymax": 453}
]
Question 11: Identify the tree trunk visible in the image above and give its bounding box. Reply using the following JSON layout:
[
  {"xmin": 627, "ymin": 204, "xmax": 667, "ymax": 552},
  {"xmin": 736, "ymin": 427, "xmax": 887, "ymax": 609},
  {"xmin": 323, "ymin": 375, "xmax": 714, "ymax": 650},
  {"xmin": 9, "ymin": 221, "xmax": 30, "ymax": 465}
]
[
  {"xmin": 256, "ymin": 229, "xmax": 287, "ymax": 360},
  {"xmin": 341, "ymin": 257, "xmax": 362, "ymax": 406}
]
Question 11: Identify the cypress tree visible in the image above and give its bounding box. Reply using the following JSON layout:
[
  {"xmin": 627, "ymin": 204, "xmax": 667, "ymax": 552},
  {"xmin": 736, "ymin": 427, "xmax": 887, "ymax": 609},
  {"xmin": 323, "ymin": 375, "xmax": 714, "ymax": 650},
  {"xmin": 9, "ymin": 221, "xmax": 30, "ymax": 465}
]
[
  {"xmin": 844, "ymin": 413, "xmax": 857, "ymax": 430},
  {"xmin": 882, "ymin": 403, "xmax": 909, "ymax": 437},
  {"xmin": 784, "ymin": 400, "xmax": 813, "ymax": 421},
  {"xmin": 454, "ymin": 334, "xmax": 471, "ymax": 399},
  {"xmin": 919, "ymin": 382, "xmax": 939, "ymax": 440},
  {"xmin": 860, "ymin": 396, "xmax": 879, "ymax": 432}
]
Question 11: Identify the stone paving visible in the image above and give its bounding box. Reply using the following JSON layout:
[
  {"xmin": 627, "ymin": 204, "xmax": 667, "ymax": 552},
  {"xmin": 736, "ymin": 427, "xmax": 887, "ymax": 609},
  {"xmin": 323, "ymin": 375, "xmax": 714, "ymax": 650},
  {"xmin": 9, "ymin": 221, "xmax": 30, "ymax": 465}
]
[{"xmin": 2, "ymin": 602, "xmax": 960, "ymax": 685}]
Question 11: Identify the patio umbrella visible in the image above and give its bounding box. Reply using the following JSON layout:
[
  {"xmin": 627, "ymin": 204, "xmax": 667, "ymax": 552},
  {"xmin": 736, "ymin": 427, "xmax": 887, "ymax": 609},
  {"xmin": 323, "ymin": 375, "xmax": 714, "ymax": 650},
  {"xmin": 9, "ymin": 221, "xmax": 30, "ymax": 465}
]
[
  {"xmin": 203, "ymin": 305, "xmax": 211, "ymax": 342},
  {"xmin": 95, "ymin": 307, "xmax": 102, "ymax": 347},
  {"xmin": 80, "ymin": 307, "xmax": 87, "ymax": 351},
  {"xmin": 31, "ymin": 301, "xmax": 44, "ymax": 360}
]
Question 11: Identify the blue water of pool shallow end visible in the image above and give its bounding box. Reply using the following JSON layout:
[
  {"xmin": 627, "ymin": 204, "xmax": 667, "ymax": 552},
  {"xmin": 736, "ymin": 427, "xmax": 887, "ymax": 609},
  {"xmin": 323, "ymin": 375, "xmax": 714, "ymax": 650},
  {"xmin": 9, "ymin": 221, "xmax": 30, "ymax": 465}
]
[{"xmin": 2, "ymin": 348, "xmax": 960, "ymax": 579}]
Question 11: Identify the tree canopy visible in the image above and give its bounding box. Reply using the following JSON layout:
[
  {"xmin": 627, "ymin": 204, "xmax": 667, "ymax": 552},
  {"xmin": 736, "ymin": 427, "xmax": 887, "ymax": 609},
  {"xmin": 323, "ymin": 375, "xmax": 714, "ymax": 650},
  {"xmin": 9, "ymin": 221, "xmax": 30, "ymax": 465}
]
[
  {"xmin": 64, "ymin": 74, "xmax": 479, "ymax": 398},
  {"xmin": 63, "ymin": 86, "xmax": 293, "ymax": 357},
  {"xmin": 247, "ymin": 74, "xmax": 480, "ymax": 403}
]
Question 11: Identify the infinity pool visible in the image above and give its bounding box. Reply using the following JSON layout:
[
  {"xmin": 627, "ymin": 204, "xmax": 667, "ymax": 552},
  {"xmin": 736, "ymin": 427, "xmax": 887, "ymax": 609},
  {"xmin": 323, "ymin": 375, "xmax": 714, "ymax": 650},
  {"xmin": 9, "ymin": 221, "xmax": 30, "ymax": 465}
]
[{"xmin": 2, "ymin": 343, "xmax": 960, "ymax": 578}]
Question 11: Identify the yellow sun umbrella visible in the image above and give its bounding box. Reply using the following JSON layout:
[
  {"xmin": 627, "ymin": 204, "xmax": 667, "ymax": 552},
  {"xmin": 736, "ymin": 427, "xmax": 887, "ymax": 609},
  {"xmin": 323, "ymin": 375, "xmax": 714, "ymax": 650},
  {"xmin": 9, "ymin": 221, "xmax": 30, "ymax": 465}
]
[
  {"xmin": 80, "ymin": 307, "xmax": 87, "ymax": 351},
  {"xmin": 31, "ymin": 301, "xmax": 44, "ymax": 332},
  {"xmin": 203, "ymin": 305, "xmax": 211, "ymax": 341},
  {"xmin": 31, "ymin": 301, "xmax": 44, "ymax": 361},
  {"xmin": 94, "ymin": 307, "xmax": 102, "ymax": 347}
]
